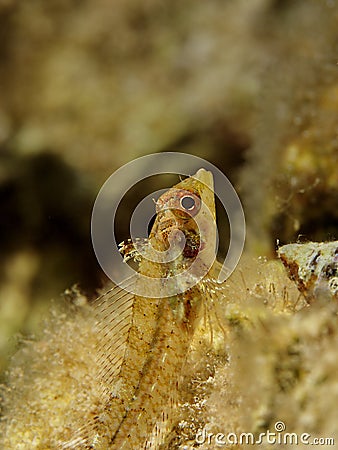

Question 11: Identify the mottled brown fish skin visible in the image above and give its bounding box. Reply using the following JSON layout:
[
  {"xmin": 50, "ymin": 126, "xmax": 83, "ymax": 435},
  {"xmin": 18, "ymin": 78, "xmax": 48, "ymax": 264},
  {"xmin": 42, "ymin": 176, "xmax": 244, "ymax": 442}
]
[{"xmin": 110, "ymin": 293, "xmax": 197, "ymax": 449}]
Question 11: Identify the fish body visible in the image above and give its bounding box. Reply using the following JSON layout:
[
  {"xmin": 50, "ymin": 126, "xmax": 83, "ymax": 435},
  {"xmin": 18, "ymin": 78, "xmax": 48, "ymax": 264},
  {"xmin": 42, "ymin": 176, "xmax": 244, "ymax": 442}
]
[{"xmin": 60, "ymin": 169, "xmax": 219, "ymax": 449}]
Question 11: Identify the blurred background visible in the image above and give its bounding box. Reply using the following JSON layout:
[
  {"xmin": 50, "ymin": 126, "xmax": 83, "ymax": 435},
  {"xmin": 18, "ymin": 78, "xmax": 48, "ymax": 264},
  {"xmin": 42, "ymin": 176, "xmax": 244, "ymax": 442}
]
[{"xmin": 0, "ymin": 0, "xmax": 337, "ymax": 374}]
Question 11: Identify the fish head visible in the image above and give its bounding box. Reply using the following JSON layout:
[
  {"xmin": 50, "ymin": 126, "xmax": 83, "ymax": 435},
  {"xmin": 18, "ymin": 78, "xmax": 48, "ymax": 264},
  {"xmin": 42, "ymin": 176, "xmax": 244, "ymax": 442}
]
[{"xmin": 149, "ymin": 168, "xmax": 217, "ymax": 271}]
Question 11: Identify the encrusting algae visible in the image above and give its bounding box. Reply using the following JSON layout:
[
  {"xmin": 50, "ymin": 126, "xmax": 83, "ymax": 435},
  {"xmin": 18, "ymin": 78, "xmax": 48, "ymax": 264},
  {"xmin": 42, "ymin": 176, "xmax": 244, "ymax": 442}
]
[
  {"xmin": 278, "ymin": 241, "xmax": 338, "ymax": 303},
  {"xmin": 1, "ymin": 172, "xmax": 338, "ymax": 449}
]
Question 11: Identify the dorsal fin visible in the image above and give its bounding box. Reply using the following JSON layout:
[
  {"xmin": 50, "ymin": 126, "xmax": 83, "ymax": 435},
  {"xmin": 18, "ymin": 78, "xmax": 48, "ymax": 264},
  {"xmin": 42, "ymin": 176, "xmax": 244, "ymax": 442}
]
[
  {"xmin": 59, "ymin": 282, "xmax": 135, "ymax": 449},
  {"xmin": 93, "ymin": 283, "xmax": 134, "ymax": 396}
]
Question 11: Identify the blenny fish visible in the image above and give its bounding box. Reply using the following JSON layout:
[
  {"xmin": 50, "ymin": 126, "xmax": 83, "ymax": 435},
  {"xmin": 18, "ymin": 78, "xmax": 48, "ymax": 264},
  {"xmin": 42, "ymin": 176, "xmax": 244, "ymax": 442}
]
[{"xmin": 60, "ymin": 168, "xmax": 222, "ymax": 449}]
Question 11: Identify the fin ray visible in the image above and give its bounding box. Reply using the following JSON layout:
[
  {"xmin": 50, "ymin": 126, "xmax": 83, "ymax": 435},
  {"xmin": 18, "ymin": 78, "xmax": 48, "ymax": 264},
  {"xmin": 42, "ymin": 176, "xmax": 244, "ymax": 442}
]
[{"xmin": 93, "ymin": 282, "xmax": 135, "ymax": 393}]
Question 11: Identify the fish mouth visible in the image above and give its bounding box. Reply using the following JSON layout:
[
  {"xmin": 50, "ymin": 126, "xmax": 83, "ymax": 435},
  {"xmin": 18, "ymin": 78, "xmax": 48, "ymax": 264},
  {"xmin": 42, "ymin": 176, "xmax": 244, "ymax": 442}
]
[{"xmin": 192, "ymin": 168, "xmax": 214, "ymax": 191}]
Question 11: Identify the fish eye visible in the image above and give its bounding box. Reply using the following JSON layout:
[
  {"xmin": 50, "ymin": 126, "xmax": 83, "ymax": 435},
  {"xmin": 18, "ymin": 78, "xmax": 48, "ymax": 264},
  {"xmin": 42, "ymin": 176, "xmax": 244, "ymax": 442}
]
[{"xmin": 180, "ymin": 195, "xmax": 196, "ymax": 211}]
